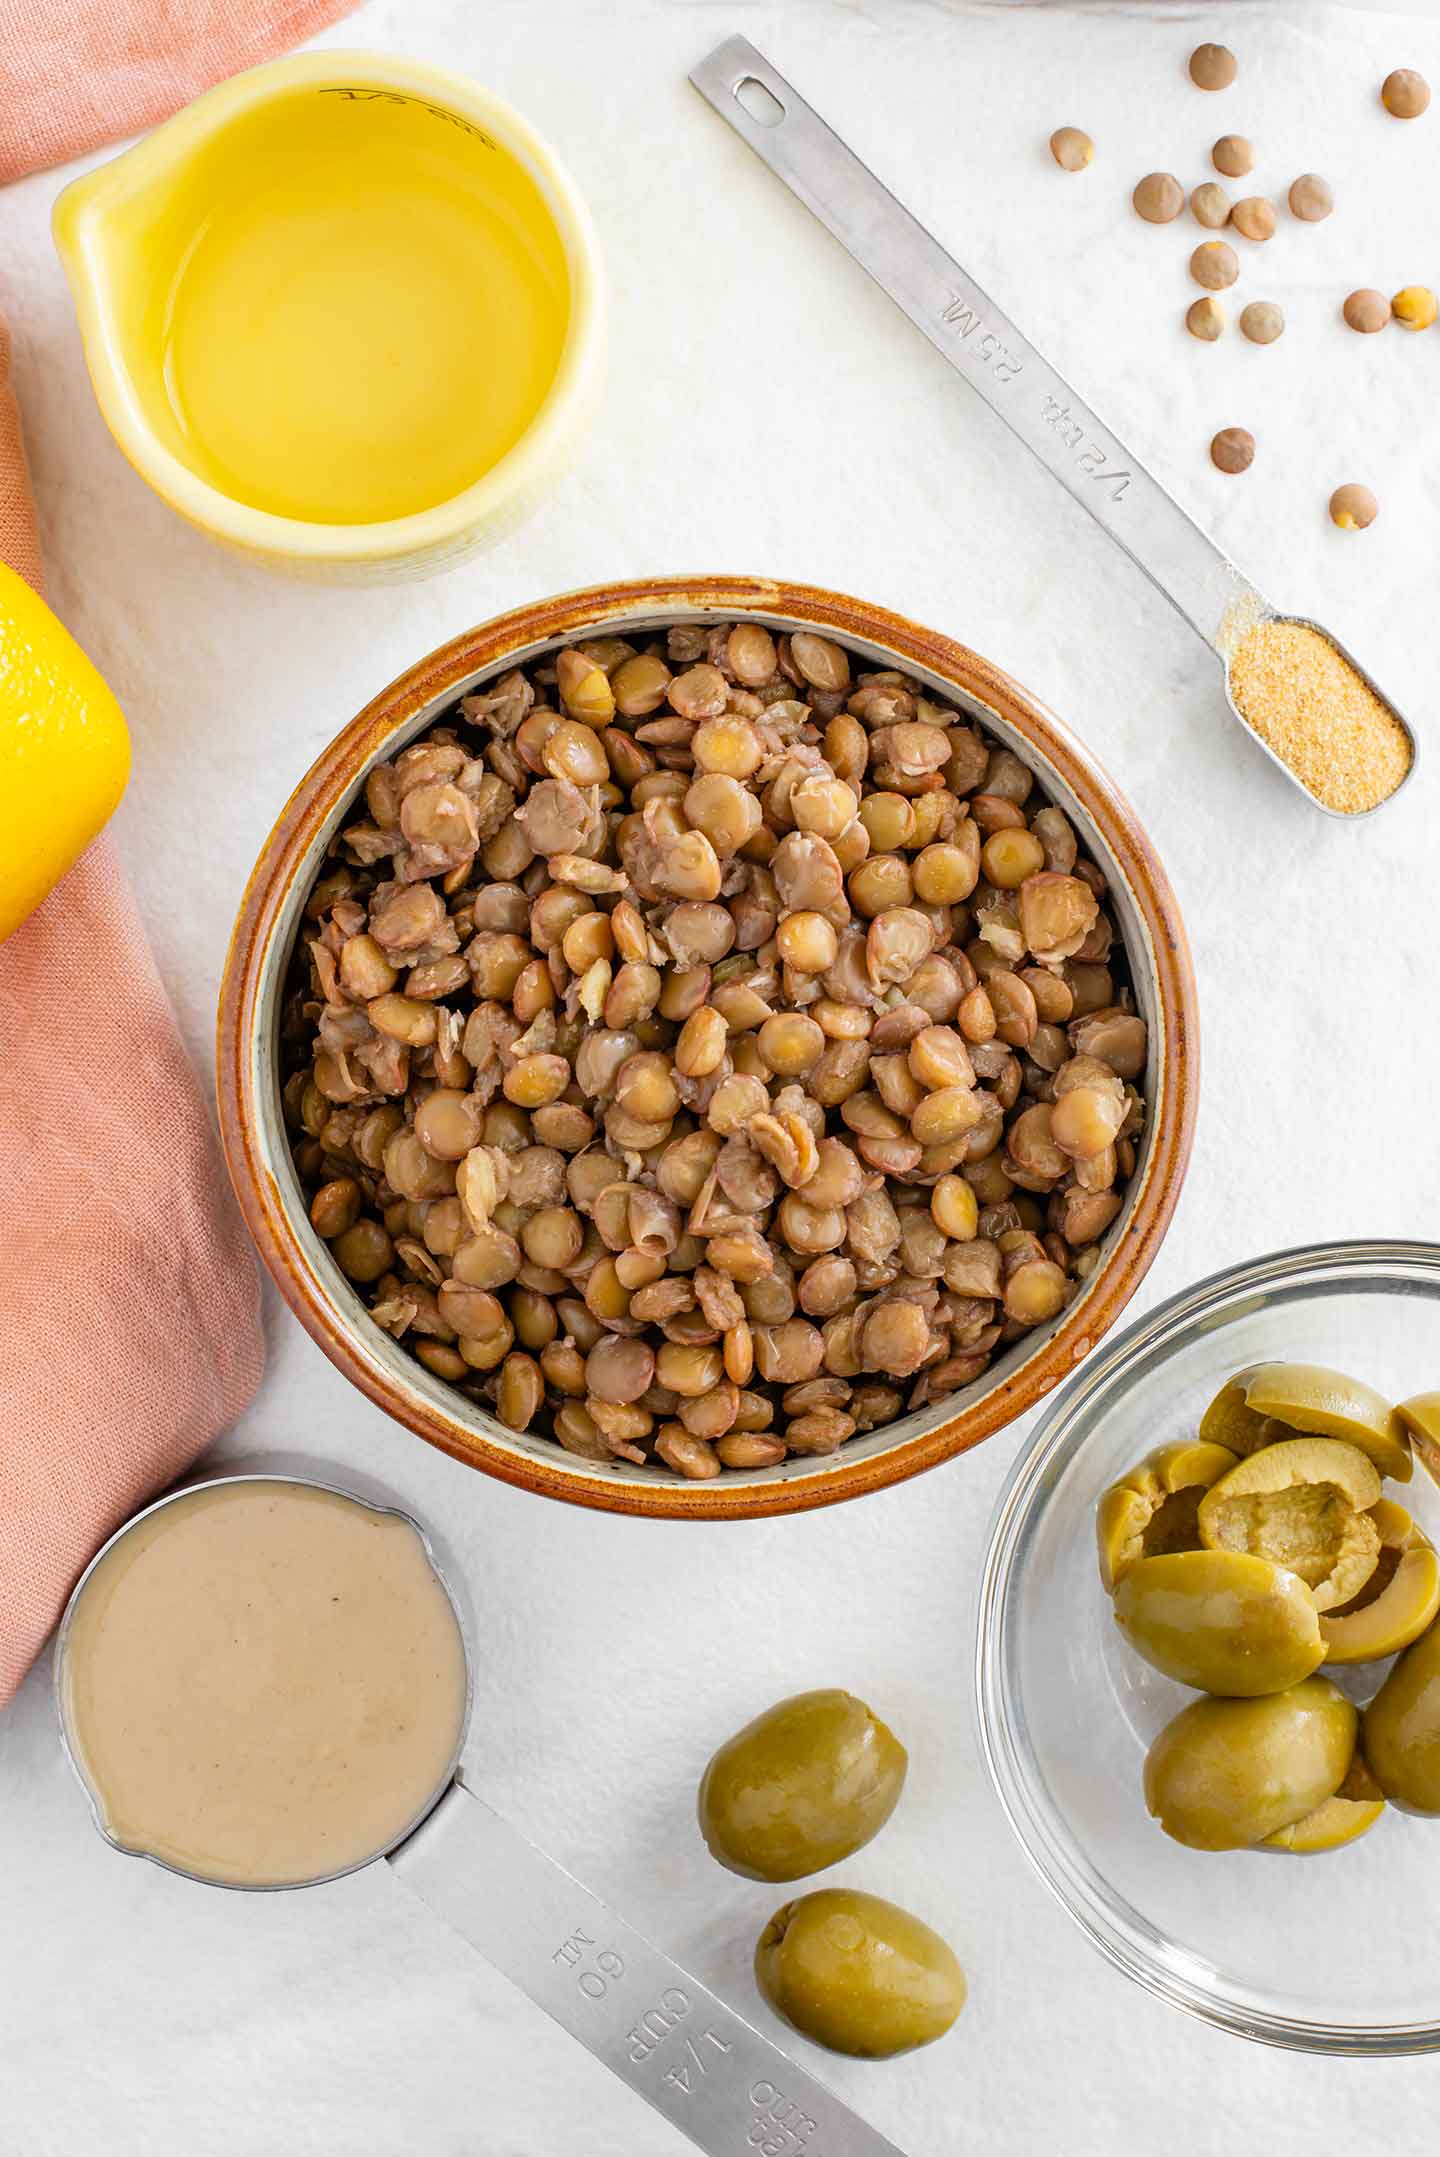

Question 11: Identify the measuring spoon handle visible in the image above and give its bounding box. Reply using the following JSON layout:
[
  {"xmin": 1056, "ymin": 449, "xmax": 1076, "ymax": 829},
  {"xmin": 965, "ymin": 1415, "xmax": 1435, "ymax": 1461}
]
[
  {"xmin": 390, "ymin": 1779, "xmax": 910, "ymax": 2157},
  {"xmin": 690, "ymin": 34, "xmax": 1258, "ymax": 654}
]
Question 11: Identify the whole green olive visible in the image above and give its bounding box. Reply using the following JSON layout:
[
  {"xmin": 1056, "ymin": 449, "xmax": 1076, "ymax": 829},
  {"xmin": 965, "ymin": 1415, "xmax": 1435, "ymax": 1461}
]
[
  {"xmin": 754, "ymin": 1889, "xmax": 966, "ymax": 2057},
  {"xmin": 1113, "ymin": 1550, "xmax": 1323, "ymax": 1695},
  {"xmin": 1144, "ymin": 1677, "xmax": 1357, "ymax": 1850},
  {"xmin": 1363, "ymin": 1613, "xmax": 1440, "ymax": 1812},
  {"xmin": 698, "ymin": 1690, "xmax": 907, "ymax": 1881}
]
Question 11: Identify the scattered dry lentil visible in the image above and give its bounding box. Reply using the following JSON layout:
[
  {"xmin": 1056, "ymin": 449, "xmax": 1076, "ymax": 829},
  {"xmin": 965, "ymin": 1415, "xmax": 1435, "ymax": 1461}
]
[
  {"xmin": 1050, "ymin": 126, "xmax": 1094, "ymax": 171},
  {"xmin": 1231, "ymin": 197, "xmax": 1276, "ymax": 243},
  {"xmin": 1239, "ymin": 301, "xmax": 1284, "ymax": 345},
  {"xmin": 1186, "ymin": 296, "xmax": 1226, "ymax": 341},
  {"xmin": 1392, "ymin": 285, "xmax": 1437, "ymax": 330},
  {"xmin": 1191, "ymin": 240, "xmax": 1239, "ymax": 290},
  {"xmin": 1212, "ymin": 135, "xmax": 1253, "ymax": 177},
  {"xmin": 1343, "ymin": 289, "xmax": 1390, "ymax": 333},
  {"xmin": 1228, "ymin": 621, "xmax": 1411, "ymax": 814},
  {"xmin": 1133, "ymin": 172, "xmax": 1184, "ymax": 223},
  {"xmin": 1210, "ymin": 427, "xmax": 1254, "ymax": 475},
  {"xmin": 1329, "ymin": 483, "xmax": 1379, "ymax": 531},
  {"xmin": 1190, "ymin": 182, "xmax": 1231, "ymax": 229},
  {"xmin": 1289, "ymin": 173, "xmax": 1333, "ymax": 222},
  {"xmin": 1189, "ymin": 43, "xmax": 1237, "ymax": 92},
  {"xmin": 1381, "ymin": 68, "xmax": 1429, "ymax": 119}
]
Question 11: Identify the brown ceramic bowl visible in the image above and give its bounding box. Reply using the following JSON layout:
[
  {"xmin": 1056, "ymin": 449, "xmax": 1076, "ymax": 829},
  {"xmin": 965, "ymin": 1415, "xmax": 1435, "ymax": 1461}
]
[{"xmin": 218, "ymin": 576, "xmax": 1198, "ymax": 1518}]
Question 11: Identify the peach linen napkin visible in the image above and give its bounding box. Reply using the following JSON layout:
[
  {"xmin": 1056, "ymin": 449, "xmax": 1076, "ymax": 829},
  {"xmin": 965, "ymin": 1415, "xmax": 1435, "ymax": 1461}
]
[
  {"xmin": 0, "ymin": 326, "xmax": 264, "ymax": 1704},
  {"xmin": 0, "ymin": 0, "xmax": 357, "ymax": 183},
  {"xmin": 0, "ymin": 0, "xmax": 361, "ymax": 1701}
]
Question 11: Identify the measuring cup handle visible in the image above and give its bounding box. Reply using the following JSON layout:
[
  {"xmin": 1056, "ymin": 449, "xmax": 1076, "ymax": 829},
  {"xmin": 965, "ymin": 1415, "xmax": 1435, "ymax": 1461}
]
[{"xmin": 388, "ymin": 1779, "xmax": 909, "ymax": 2157}]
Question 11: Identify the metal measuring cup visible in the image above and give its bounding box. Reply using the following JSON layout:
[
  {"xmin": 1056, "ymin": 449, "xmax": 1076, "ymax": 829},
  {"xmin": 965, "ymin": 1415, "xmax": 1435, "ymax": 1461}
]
[
  {"xmin": 54, "ymin": 1466, "xmax": 908, "ymax": 2157},
  {"xmin": 690, "ymin": 36, "xmax": 1418, "ymax": 820}
]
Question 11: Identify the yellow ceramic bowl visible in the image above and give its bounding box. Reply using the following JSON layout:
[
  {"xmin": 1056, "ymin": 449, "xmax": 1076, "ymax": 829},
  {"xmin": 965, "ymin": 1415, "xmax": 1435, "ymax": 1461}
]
[{"xmin": 54, "ymin": 52, "xmax": 604, "ymax": 581}]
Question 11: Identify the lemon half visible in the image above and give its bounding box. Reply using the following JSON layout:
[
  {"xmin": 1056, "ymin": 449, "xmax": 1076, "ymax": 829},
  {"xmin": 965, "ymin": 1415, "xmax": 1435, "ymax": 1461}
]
[{"xmin": 0, "ymin": 563, "xmax": 129, "ymax": 940}]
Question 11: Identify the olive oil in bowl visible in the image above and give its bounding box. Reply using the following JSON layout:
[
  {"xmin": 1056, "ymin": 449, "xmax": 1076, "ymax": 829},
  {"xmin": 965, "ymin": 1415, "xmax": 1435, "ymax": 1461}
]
[
  {"xmin": 55, "ymin": 56, "xmax": 600, "ymax": 571},
  {"xmin": 156, "ymin": 90, "xmax": 570, "ymax": 524}
]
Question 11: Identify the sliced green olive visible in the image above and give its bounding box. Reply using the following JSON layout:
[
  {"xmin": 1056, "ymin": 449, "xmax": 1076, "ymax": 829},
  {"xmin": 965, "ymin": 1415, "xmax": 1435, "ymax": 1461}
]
[
  {"xmin": 1095, "ymin": 1487, "xmax": 1151, "ymax": 1591},
  {"xmin": 1113, "ymin": 1550, "xmax": 1323, "ymax": 1696},
  {"xmin": 1364, "ymin": 1614, "xmax": 1440, "ymax": 1812},
  {"xmin": 1144, "ymin": 1678, "xmax": 1357, "ymax": 1850},
  {"xmin": 1326, "ymin": 1499, "xmax": 1428, "ymax": 1619},
  {"xmin": 1198, "ymin": 1367, "xmax": 1276, "ymax": 1457},
  {"xmin": 1263, "ymin": 1754, "xmax": 1386, "ymax": 1852},
  {"xmin": 1243, "ymin": 1364, "xmax": 1412, "ymax": 1483},
  {"xmin": 1095, "ymin": 1438, "xmax": 1238, "ymax": 1590},
  {"xmin": 1202, "ymin": 1435, "xmax": 1381, "ymax": 1514},
  {"xmin": 1396, "ymin": 1394, "xmax": 1440, "ymax": 1490},
  {"xmin": 1370, "ymin": 1496, "xmax": 1426, "ymax": 1551},
  {"xmin": 1321, "ymin": 1545, "xmax": 1440, "ymax": 1665},
  {"xmin": 1198, "ymin": 1437, "xmax": 1381, "ymax": 1611},
  {"xmin": 1140, "ymin": 1485, "xmax": 1210, "ymax": 1560}
]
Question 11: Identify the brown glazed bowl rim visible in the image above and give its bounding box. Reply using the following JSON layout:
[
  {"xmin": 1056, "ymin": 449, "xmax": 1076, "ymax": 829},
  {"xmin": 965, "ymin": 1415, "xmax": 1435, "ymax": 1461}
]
[{"xmin": 217, "ymin": 575, "xmax": 1198, "ymax": 1519}]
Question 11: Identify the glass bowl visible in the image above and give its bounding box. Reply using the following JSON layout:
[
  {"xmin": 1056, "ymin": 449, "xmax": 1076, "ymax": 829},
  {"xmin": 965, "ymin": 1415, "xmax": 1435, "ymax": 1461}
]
[{"xmin": 977, "ymin": 1240, "xmax": 1440, "ymax": 2055}]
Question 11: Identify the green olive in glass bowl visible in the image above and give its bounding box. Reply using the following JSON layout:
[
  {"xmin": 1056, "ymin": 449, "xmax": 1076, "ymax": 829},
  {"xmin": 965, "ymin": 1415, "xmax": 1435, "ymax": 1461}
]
[
  {"xmin": 1112, "ymin": 1550, "xmax": 1325, "ymax": 1696},
  {"xmin": 977, "ymin": 1241, "xmax": 1440, "ymax": 2053},
  {"xmin": 1143, "ymin": 1677, "xmax": 1357, "ymax": 1849},
  {"xmin": 1364, "ymin": 1615, "xmax": 1440, "ymax": 1812}
]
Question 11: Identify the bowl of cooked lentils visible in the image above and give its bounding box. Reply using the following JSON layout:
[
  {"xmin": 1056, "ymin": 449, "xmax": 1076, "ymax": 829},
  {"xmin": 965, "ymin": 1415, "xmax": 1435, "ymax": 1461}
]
[{"xmin": 218, "ymin": 577, "xmax": 1198, "ymax": 1516}]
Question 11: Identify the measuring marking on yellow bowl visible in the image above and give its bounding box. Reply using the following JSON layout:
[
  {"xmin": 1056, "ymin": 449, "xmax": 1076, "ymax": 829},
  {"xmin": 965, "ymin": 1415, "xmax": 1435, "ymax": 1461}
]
[
  {"xmin": 0, "ymin": 564, "xmax": 130, "ymax": 943},
  {"xmin": 53, "ymin": 52, "xmax": 605, "ymax": 580}
]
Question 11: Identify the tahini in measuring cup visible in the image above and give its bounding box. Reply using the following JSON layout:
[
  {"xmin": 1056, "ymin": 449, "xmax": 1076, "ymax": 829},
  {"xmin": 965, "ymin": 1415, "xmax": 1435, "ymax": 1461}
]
[{"xmin": 55, "ymin": 1468, "xmax": 909, "ymax": 2157}]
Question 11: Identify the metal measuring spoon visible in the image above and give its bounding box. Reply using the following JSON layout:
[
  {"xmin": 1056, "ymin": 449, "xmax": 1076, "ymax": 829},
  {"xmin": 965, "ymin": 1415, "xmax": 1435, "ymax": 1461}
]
[
  {"xmin": 690, "ymin": 36, "xmax": 1418, "ymax": 820},
  {"xmin": 55, "ymin": 1467, "xmax": 908, "ymax": 2157}
]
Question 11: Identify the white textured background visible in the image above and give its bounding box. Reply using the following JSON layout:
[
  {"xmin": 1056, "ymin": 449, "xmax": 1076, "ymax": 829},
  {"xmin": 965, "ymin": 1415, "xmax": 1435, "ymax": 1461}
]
[{"xmin": 3, "ymin": 2, "xmax": 1440, "ymax": 2151}]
